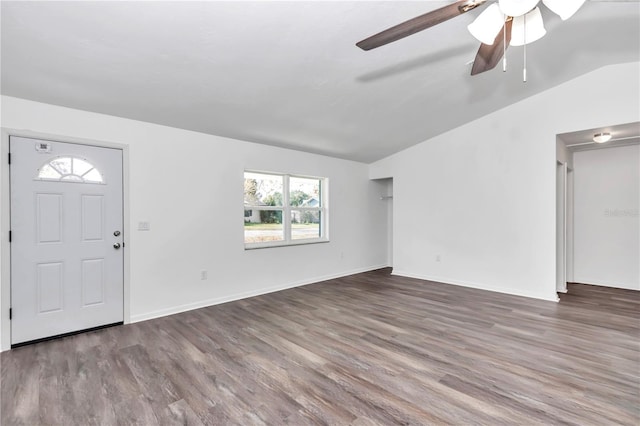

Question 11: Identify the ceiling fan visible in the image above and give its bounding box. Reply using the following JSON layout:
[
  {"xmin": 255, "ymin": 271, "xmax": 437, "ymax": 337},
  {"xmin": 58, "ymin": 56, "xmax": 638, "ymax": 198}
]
[{"xmin": 356, "ymin": 0, "xmax": 586, "ymax": 77}]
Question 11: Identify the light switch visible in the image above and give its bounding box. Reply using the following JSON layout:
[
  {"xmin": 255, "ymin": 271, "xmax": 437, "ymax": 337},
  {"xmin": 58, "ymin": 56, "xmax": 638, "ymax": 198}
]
[{"xmin": 138, "ymin": 221, "xmax": 151, "ymax": 231}]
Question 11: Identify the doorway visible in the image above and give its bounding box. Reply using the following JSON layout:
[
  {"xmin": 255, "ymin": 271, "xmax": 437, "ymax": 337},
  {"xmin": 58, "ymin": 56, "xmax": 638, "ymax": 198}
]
[
  {"xmin": 556, "ymin": 122, "xmax": 639, "ymax": 295},
  {"xmin": 9, "ymin": 136, "xmax": 124, "ymax": 345}
]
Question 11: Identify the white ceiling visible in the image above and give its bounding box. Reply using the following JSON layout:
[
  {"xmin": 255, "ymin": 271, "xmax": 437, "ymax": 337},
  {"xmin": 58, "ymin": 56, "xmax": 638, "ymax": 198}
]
[
  {"xmin": 559, "ymin": 121, "xmax": 640, "ymax": 152},
  {"xmin": 2, "ymin": 1, "xmax": 639, "ymax": 163}
]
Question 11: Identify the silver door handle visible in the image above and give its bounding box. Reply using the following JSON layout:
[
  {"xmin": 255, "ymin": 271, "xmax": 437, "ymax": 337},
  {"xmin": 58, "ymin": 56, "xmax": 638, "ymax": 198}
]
[
  {"xmin": 113, "ymin": 243, "xmax": 121, "ymax": 249},
  {"xmin": 114, "ymin": 230, "xmax": 121, "ymax": 237}
]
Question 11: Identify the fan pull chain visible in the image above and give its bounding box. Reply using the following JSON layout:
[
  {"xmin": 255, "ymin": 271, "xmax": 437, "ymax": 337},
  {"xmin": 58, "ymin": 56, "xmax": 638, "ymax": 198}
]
[
  {"xmin": 523, "ymin": 13, "xmax": 527, "ymax": 82},
  {"xmin": 502, "ymin": 14, "xmax": 507, "ymax": 72}
]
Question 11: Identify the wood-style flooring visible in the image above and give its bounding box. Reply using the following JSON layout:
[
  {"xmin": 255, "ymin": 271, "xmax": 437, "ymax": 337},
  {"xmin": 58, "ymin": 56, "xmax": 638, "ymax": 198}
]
[{"xmin": 2, "ymin": 269, "xmax": 639, "ymax": 425}]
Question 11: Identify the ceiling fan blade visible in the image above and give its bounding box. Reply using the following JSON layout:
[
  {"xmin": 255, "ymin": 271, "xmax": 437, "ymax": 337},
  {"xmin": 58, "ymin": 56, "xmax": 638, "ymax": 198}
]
[
  {"xmin": 357, "ymin": 0, "xmax": 487, "ymax": 51},
  {"xmin": 470, "ymin": 18, "xmax": 512, "ymax": 76}
]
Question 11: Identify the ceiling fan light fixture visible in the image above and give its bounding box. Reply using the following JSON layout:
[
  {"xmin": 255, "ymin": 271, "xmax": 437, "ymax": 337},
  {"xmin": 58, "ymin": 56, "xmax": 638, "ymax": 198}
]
[
  {"xmin": 542, "ymin": 0, "xmax": 586, "ymax": 20},
  {"xmin": 468, "ymin": 3, "xmax": 505, "ymax": 45},
  {"xmin": 510, "ymin": 7, "xmax": 546, "ymax": 46},
  {"xmin": 593, "ymin": 132, "xmax": 612, "ymax": 143},
  {"xmin": 498, "ymin": 0, "xmax": 540, "ymax": 17}
]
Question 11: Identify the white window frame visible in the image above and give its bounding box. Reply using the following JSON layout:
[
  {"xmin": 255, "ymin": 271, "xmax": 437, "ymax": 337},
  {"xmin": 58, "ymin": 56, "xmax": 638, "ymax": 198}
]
[
  {"xmin": 35, "ymin": 155, "xmax": 105, "ymax": 184},
  {"xmin": 244, "ymin": 170, "xmax": 329, "ymax": 249}
]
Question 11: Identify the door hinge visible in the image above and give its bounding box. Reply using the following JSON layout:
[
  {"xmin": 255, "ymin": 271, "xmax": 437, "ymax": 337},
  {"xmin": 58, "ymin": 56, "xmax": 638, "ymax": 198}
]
[
  {"xmin": 8, "ymin": 231, "xmax": 11, "ymax": 243},
  {"xmin": 7, "ymin": 153, "xmax": 11, "ymax": 164},
  {"xmin": 9, "ymin": 308, "xmax": 12, "ymax": 320}
]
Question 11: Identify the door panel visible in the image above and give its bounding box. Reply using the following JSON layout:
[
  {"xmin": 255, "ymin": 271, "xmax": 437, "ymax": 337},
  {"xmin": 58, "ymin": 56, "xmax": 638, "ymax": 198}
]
[
  {"xmin": 10, "ymin": 136, "xmax": 124, "ymax": 344},
  {"xmin": 37, "ymin": 193, "xmax": 63, "ymax": 243},
  {"xmin": 37, "ymin": 262, "xmax": 64, "ymax": 313},
  {"xmin": 81, "ymin": 195, "xmax": 104, "ymax": 241},
  {"xmin": 81, "ymin": 258, "xmax": 105, "ymax": 306}
]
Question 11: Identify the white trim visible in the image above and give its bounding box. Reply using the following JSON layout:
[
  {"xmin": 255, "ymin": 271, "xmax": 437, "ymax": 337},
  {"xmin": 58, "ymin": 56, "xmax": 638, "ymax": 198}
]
[
  {"xmin": 562, "ymin": 161, "xmax": 568, "ymax": 292},
  {"xmin": 283, "ymin": 172, "xmax": 291, "ymax": 241},
  {"xmin": 391, "ymin": 270, "xmax": 560, "ymax": 302},
  {"xmin": 1, "ymin": 132, "xmax": 11, "ymax": 351},
  {"xmin": 131, "ymin": 264, "xmax": 389, "ymax": 323},
  {"xmin": 0, "ymin": 128, "xmax": 131, "ymax": 351},
  {"xmin": 571, "ymin": 278, "xmax": 640, "ymax": 291},
  {"xmin": 245, "ymin": 238, "xmax": 329, "ymax": 250},
  {"xmin": 566, "ymin": 136, "xmax": 639, "ymax": 148}
]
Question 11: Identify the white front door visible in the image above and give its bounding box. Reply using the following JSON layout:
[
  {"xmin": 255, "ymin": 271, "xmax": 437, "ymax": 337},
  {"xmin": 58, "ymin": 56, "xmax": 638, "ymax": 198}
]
[{"xmin": 10, "ymin": 136, "xmax": 124, "ymax": 345}]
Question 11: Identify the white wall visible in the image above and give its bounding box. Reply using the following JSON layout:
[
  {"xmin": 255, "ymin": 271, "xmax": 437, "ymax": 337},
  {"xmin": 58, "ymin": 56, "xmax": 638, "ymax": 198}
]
[
  {"xmin": 0, "ymin": 96, "xmax": 389, "ymax": 349},
  {"xmin": 573, "ymin": 145, "xmax": 640, "ymax": 290},
  {"xmin": 370, "ymin": 62, "xmax": 640, "ymax": 301}
]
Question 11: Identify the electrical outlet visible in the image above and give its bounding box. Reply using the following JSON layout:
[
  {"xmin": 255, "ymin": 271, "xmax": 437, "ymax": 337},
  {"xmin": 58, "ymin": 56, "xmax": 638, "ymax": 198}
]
[{"xmin": 200, "ymin": 270, "xmax": 208, "ymax": 280}]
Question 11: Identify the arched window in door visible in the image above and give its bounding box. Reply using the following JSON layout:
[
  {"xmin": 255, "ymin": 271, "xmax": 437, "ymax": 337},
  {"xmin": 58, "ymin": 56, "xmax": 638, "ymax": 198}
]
[{"xmin": 36, "ymin": 156, "xmax": 104, "ymax": 183}]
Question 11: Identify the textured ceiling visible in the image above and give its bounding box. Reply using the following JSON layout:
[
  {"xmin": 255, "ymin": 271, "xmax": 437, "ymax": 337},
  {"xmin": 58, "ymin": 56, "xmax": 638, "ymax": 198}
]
[{"xmin": 2, "ymin": 1, "xmax": 639, "ymax": 163}]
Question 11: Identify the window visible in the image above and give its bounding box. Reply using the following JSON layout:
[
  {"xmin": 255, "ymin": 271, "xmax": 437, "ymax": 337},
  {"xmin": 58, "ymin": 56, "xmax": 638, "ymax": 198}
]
[
  {"xmin": 36, "ymin": 156, "xmax": 104, "ymax": 184},
  {"xmin": 244, "ymin": 171, "xmax": 327, "ymax": 248}
]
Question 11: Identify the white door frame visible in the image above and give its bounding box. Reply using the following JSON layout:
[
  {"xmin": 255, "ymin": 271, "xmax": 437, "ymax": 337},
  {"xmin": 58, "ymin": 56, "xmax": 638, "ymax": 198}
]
[
  {"xmin": 565, "ymin": 166, "xmax": 574, "ymax": 284},
  {"xmin": 556, "ymin": 161, "xmax": 570, "ymax": 294},
  {"xmin": 0, "ymin": 128, "xmax": 131, "ymax": 351}
]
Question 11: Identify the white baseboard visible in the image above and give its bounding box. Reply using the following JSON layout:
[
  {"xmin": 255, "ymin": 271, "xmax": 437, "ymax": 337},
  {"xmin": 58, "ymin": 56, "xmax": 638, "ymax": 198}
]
[
  {"xmin": 571, "ymin": 278, "xmax": 639, "ymax": 291},
  {"xmin": 391, "ymin": 270, "xmax": 559, "ymax": 302},
  {"xmin": 130, "ymin": 264, "xmax": 390, "ymax": 323}
]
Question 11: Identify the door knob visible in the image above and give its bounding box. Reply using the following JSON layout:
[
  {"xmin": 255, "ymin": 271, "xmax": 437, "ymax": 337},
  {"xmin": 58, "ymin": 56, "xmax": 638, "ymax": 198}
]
[
  {"xmin": 113, "ymin": 243, "xmax": 121, "ymax": 249},
  {"xmin": 114, "ymin": 230, "xmax": 121, "ymax": 237}
]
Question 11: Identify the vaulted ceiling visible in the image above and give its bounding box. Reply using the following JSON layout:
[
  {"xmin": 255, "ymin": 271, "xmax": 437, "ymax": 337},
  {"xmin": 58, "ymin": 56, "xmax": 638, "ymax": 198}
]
[{"xmin": 2, "ymin": 1, "xmax": 639, "ymax": 162}]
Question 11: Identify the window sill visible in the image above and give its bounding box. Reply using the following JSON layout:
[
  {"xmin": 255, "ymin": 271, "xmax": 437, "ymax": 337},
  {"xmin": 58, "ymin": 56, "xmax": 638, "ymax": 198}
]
[{"xmin": 244, "ymin": 238, "xmax": 330, "ymax": 250}]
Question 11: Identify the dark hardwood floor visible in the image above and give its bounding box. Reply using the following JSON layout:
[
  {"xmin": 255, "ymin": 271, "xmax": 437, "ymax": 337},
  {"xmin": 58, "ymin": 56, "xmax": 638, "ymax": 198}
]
[{"xmin": 2, "ymin": 269, "xmax": 639, "ymax": 425}]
